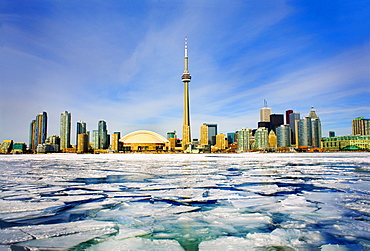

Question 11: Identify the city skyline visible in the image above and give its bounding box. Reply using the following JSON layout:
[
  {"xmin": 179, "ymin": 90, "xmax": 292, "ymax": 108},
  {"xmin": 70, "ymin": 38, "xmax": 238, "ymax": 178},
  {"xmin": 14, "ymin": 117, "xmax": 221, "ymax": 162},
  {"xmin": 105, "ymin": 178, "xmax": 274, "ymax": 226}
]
[{"xmin": 1, "ymin": 0, "xmax": 369, "ymax": 143}]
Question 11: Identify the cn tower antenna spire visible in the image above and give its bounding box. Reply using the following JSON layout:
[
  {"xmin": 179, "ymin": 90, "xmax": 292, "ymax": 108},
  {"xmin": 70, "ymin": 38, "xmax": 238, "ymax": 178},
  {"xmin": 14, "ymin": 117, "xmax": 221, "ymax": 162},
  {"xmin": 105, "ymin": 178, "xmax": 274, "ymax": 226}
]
[{"xmin": 185, "ymin": 36, "xmax": 188, "ymax": 58}]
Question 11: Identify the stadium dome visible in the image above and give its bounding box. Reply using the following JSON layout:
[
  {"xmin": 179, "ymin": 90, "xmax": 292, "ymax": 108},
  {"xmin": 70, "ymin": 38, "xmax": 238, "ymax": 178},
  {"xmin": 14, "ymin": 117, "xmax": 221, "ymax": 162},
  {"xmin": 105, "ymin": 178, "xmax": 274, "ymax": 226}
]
[{"xmin": 120, "ymin": 130, "xmax": 169, "ymax": 151}]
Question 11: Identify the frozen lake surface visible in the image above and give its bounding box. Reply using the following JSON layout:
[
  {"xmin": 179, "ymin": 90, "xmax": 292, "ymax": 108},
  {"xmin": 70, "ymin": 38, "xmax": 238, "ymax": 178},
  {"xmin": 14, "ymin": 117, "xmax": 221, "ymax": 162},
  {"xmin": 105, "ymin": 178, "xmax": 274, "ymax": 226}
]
[{"xmin": 0, "ymin": 152, "xmax": 369, "ymax": 250}]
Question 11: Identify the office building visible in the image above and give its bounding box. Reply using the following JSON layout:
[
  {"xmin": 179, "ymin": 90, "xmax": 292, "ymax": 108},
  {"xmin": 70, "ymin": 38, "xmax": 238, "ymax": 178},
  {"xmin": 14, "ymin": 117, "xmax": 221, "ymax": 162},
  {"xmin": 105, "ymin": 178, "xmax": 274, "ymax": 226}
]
[
  {"xmin": 289, "ymin": 112, "xmax": 300, "ymax": 145},
  {"xmin": 76, "ymin": 121, "xmax": 87, "ymax": 146},
  {"xmin": 200, "ymin": 123, "xmax": 217, "ymax": 146},
  {"xmin": 260, "ymin": 107, "xmax": 271, "ymax": 122},
  {"xmin": 270, "ymin": 114, "xmax": 284, "ymax": 133},
  {"xmin": 237, "ymin": 128, "xmax": 251, "ymax": 152},
  {"xmin": 352, "ymin": 117, "xmax": 370, "ymax": 136},
  {"xmin": 277, "ymin": 125, "xmax": 291, "ymax": 147},
  {"xmin": 285, "ymin": 110, "xmax": 293, "ymax": 125},
  {"xmin": 268, "ymin": 130, "xmax": 277, "ymax": 149},
  {"xmin": 227, "ymin": 132, "xmax": 236, "ymax": 145},
  {"xmin": 60, "ymin": 111, "xmax": 71, "ymax": 149},
  {"xmin": 181, "ymin": 37, "xmax": 192, "ymax": 150}
]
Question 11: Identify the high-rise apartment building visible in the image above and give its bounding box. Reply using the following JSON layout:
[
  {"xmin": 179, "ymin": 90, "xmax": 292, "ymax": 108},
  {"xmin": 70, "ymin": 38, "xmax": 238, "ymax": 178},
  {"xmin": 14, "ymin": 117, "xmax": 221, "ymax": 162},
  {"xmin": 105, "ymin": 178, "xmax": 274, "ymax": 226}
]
[
  {"xmin": 77, "ymin": 133, "xmax": 89, "ymax": 153},
  {"xmin": 276, "ymin": 125, "xmax": 291, "ymax": 147},
  {"xmin": 111, "ymin": 132, "xmax": 121, "ymax": 152},
  {"xmin": 29, "ymin": 120, "xmax": 36, "ymax": 151},
  {"xmin": 254, "ymin": 127, "xmax": 268, "ymax": 150},
  {"xmin": 215, "ymin": 134, "xmax": 228, "ymax": 150},
  {"xmin": 200, "ymin": 124, "xmax": 208, "ymax": 146},
  {"xmin": 98, "ymin": 120, "xmax": 108, "ymax": 149},
  {"xmin": 181, "ymin": 37, "xmax": 192, "ymax": 150},
  {"xmin": 237, "ymin": 128, "xmax": 251, "ymax": 152},
  {"xmin": 76, "ymin": 121, "xmax": 87, "ymax": 146},
  {"xmin": 308, "ymin": 108, "xmax": 322, "ymax": 148},
  {"xmin": 92, "ymin": 130, "xmax": 99, "ymax": 150},
  {"xmin": 298, "ymin": 117, "xmax": 312, "ymax": 147},
  {"xmin": 352, "ymin": 117, "xmax": 370, "ymax": 135},
  {"xmin": 60, "ymin": 111, "xmax": 71, "ymax": 149},
  {"xmin": 29, "ymin": 111, "xmax": 47, "ymax": 151}
]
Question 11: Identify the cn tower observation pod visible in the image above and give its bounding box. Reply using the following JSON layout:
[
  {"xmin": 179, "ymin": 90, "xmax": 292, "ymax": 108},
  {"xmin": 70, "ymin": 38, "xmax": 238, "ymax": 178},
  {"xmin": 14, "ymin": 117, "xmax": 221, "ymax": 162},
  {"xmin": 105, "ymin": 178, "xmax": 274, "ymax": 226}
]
[{"xmin": 119, "ymin": 130, "xmax": 170, "ymax": 152}]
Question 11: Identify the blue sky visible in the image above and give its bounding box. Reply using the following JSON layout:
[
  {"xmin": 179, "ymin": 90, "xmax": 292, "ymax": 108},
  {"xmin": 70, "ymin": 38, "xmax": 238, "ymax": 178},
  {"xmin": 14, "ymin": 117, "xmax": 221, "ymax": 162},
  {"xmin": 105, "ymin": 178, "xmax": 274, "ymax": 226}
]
[{"xmin": 1, "ymin": 0, "xmax": 369, "ymax": 144}]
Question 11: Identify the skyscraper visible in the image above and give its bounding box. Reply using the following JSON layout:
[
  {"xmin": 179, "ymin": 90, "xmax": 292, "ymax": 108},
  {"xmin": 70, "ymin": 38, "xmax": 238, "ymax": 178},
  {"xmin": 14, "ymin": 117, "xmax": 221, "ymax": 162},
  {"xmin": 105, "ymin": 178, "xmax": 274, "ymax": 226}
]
[
  {"xmin": 308, "ymin": 107, "xmax": 322, "ymax": 148},
  {"xmin": 270, "ymin": 114, "xmax": 284, "ymax": 133},
  {"xmin": 76, "ymin": 121, "xmax": 87, "ymax": 146},
  {"xmin": 29, "ymin": 119, "xmax": 36, "ymax": 151},
  {"xmin": 200, "ymin": 124, "xmax": 208, "ymax": 146},
  {"xmin": 277, "ymin": 125, "xmax": 291, "ymax": 147},
  {"xmin": 29, "ymin": 111, "xmax": 47, "ymax": 151},
  {"xmin": 298, "ymin": 117, "xmax": 312, "ymax": 148},
  {"xmin": 181, "ymin": 37, "xmax": 192, "ymax": 150},
  {"xmin": 260, "ymin": 99, "xmax": 272, "ymax": 122},
  {"xmin": 268, "ymin": 130, "xmax": 277, "ymax": 150},
  {"xmin": 285, "ymin": 110, "xmax": 293, "ymax": 125},
  {"xmin": 60, "ymin": 111, "xmax": 71, "ymax": 149},
  {"xmin": 111, "ymin": 132, "xmax": 121, "ymax": 152},
  {"xmin": 98, "ymin": 120, "xmax": 108, "ymax": 149},
  {"xmin": 289, "ymin": 112, "xmax": 300, "ymax": 145},
  {"xmin": 237, "ymin": 128, "xmax": 251, "ymax": 152},
  {"xmin": 92, "ymin": 130, "xmax": 99, "ymax": 150},
  {"xmin": 254, "ymin": 127, "xmax": 268, "ymax": 150}
]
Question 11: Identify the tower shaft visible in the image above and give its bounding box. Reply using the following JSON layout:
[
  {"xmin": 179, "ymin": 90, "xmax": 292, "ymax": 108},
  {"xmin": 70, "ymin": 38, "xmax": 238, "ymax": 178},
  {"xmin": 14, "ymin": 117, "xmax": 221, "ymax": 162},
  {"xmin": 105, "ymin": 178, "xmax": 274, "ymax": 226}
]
[{"xmin": 181, "ymin": 37, "xmax": 191, "ymax": 150}]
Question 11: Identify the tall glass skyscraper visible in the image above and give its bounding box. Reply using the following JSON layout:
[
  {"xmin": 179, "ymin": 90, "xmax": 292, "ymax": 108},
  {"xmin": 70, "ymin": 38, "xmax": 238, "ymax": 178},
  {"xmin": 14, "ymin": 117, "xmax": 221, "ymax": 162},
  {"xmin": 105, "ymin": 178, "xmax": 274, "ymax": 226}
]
[
  {"xmin": 289, "ymin": 112, "xmax": 300, "ymax": 145},
  {"xmin": 276, "ymin": 125, "xmax": 291, "ymax": 147},
  {"xmin": 60, "ymin": 111, "xmax": 71, "ymax": 149},
  {"xmin": 76, "ymin": 121, "xmax": 87, "ymax": 146},
  {"xmin": 98, "ymin": 120, "xmax": 108, "ymax": 149},
  {"xmin": 92, "ymin": 130, "xmax": 99, "ymax": 150},
  {"xmin": 308, "ymin": 108, "xmax": 322, "ymax": 148},
  {"xmin": 298, "ymin": 117, "xmax": 312, "ymax": 147},
  {"xmin": 29, "ymin": 111, "xmax": 47, "ymax": 151}
]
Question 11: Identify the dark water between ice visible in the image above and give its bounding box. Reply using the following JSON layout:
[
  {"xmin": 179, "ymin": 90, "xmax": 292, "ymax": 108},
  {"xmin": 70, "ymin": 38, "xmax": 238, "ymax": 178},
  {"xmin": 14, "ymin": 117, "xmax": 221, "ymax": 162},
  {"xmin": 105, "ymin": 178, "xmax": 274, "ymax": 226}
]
[{"xmin": 0, "ymin": 153, "xmax": 369, "ymax": 250}]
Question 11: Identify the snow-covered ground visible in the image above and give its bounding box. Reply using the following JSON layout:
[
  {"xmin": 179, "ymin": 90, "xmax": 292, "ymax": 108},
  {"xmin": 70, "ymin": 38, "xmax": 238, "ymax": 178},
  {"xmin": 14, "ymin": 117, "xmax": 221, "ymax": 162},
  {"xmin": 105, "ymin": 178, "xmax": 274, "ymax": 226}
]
[{"xmin": 0, "ymin": 153, "xmax": 369, "ymax": 250}]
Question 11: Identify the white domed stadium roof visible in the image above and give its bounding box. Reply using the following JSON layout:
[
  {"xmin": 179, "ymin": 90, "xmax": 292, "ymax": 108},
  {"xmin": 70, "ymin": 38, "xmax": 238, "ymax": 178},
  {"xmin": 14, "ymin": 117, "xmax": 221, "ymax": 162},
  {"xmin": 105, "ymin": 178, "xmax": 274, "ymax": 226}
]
[{"xmin": 120, "ymin": 130, "xmax": 169, "ymax": 144}]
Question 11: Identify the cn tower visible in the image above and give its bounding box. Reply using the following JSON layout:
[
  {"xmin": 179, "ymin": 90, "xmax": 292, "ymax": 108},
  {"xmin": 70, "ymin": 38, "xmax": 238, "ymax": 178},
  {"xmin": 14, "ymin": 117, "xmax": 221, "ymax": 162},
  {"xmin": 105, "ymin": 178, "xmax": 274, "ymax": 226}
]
[{"xmin": 181, "ymin": 37, "xmax": 191, "ymax": 150}]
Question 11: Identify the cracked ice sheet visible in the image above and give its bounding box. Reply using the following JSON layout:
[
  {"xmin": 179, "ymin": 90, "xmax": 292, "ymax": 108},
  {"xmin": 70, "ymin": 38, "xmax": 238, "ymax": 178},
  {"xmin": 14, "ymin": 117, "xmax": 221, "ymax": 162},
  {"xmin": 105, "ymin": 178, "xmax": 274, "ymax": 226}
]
[
  {"xmin": 86, "ymin": 237, "xmax": 184, "ymax": 251},
  {"xmin": 199, "ymin": 229, "xmax": 325, "ymax": 250},
  {"xmin": 13, "ymin": 220, "xmax": 116, "ymax": 239}
]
